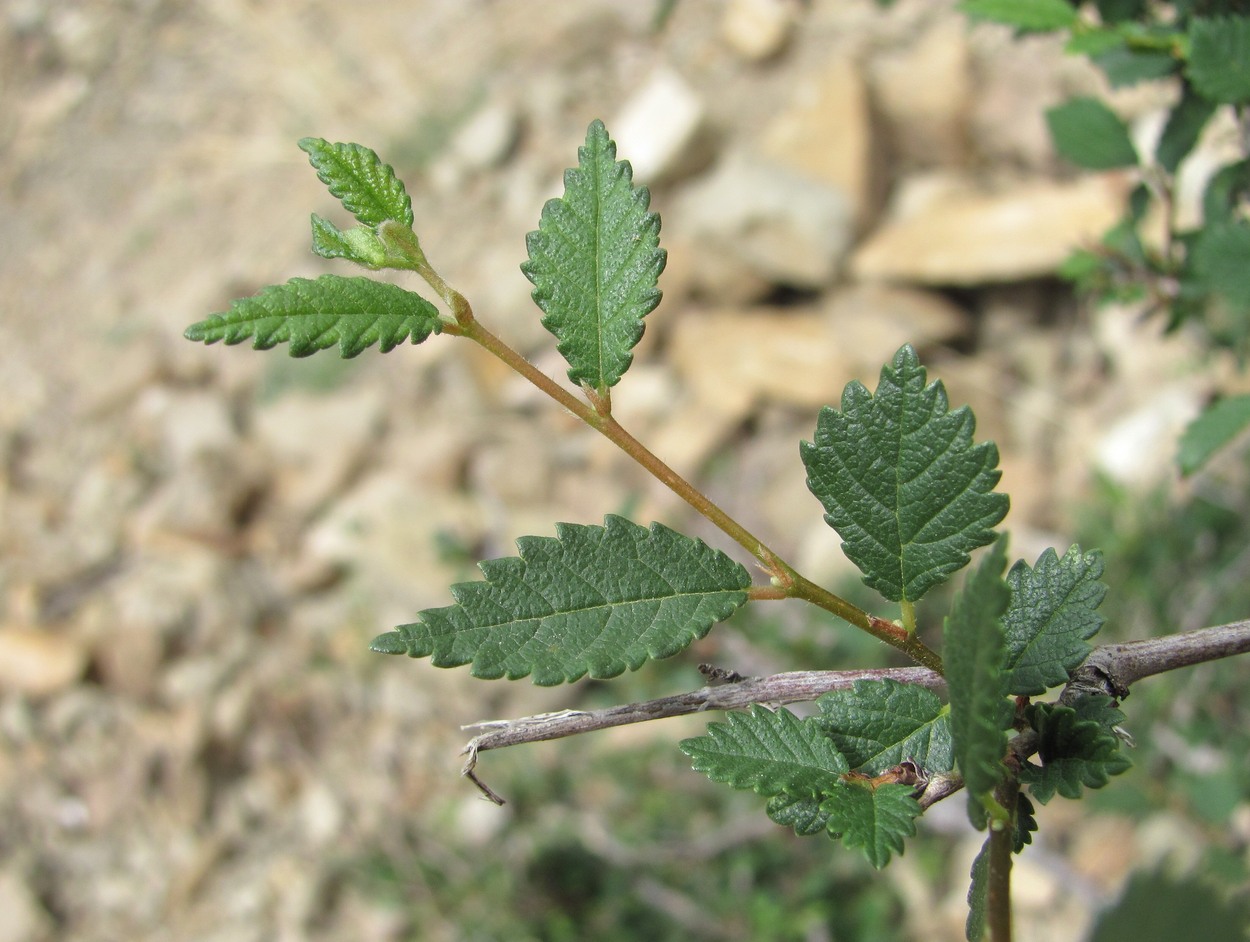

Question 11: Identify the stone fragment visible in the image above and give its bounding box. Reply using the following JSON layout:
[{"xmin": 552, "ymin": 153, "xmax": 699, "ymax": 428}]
[
  {"xmin": 0, "ymin": 868, "xmax": 51, "ymax": 942},
  {"xmin": 721, "ymin": 0, "xmax": 796, "ymax": 62},
  {"xmin": 0, "ymin": 626, "xmax": 88, "ymax": 697},
  {"xmin": 252, "ymin": 386, "xmax": 385, "ymax": 521},
  {"xmin": 761, "ymin": 56, "xmax": 876, "ymax": 225},
  {"xmin": 612, "ymin": 68, "xmax": 709, "ymax": 185},
  {"xmin": 1094, "ymin": 387, "xmax": 1202, "ymax": 488},
  {"xmin": 824, "ymin": 283, "xmax": 971, "ymax": 373},
  {"xmin": 449, "ymin": 100, "xmax": 520, "ymax": 171},
  {"xmin": 868, "ymin": 17, "xmax": 971, "ymax": 168},
  {"xmin": 850, "ymin": 172, "xmax": 1127, "ymax": 285},
  {"xmin": 673, "ymin": 150, "xmax": 854, "ymax": 288},
  {"xmin": 668, "ymin": 308, "xmax": 851, "ymax": 413}
]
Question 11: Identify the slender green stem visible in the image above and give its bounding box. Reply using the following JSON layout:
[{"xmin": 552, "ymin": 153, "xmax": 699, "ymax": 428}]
[{"xmin": 412, "ymin": 255, "xmax": 945, "ymax": 673}]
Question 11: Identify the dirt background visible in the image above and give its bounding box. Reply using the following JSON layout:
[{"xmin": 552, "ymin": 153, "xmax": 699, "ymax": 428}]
[{"xmin": 0, "ymin": 1, "xmax": 1240, "ymax": 941}]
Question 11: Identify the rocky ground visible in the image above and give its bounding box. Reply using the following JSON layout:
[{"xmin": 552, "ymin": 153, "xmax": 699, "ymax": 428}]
[{"xmin": 0, "ymin": 2, "xmax": 1239, "ymax": 941}]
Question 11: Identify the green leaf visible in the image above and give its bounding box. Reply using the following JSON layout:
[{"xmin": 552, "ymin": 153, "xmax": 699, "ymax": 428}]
[
  {"xmin": 1013, "ymin": 792, "xmax": 1038, "ymax": 853},
  {"xmin": 958, "ymin": 0, "xmax": 1078, "ymax": 32},
  {"xmin": 1202, "ymin": 159, "xmax": 1250, "ymax": 225},
  {"xmin": 373, "ymin": 516, "xmax": 750, "ymax": 685},
  {"xmin": 1190, "ymin": 222, "xmax": 1250, "ymax": 309},
  {"xmin": 1095, "ymin": 0, "xmax": 1145, "ymax": 23},
  {"xmin": 944, "ymin": 539, "xmax": 1012, "ymax": 821},
  {"xmin": 521, "ymin": 119, "xmax": 667, "ymax": 393},
  {"xmin": 1178, "ymin": 395, "xmax": 1250, "ymax": 475},
  {"xmin": 298, "ymin": 138, "xmax": 414, "ymax": 228},
  {"xmin": 1021, "ymin": 698, "xmax": 1132, "ymax": 803},
  {"xmin": 1092, "ymin": 45, "xmax": 1178, "ymax": 87},
  {"xmin": 814, "ymin": 679, "xmax": 954, "ymax": 774},
  {"xmin": 801, "ymin": 345, "xmax": 1009, "ymax": 604},
  {"xmin": 1003, "ymin": 546, "xmax": 1107, "ymax": 696},
  {"xmin": 1155, "ymin": 85, "xmax": 1217, "ymax": 173},
  {"xmin": 310, "ymin": 214, "xmax": 391, "ymax": 267},
  {"xmin": 822, "ymin": 781, "xmax": 920, "ymax": 869},
  {"xmin": 965, "ymin": 838, "xmax": 990, "ymax": 942},
  {"xmin": 1046, "ymin": 97, "xmax": 1139, "ymax": 170},
  {"xmin": 1187, "ymin": 16, "xmax": 1250, "ymax": 104},
  {"xmin": 183, "ymin": 275, "xmax": 442, "ymax": 358},
  {"xmin": 766, "ymin": 793, "xmax": 829, "ymax": 836},
  {"xmin": 680, "ymin": 705, "xmax": 849, "ymax": 797}
]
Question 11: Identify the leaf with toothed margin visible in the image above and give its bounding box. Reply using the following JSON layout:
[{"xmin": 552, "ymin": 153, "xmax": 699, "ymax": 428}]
[
  {"xmin": 814, "ymin": 679, "xmax": 954, "ymax": 775},
  {"xmin": 801, "ymin": 345, "xmax": 1009, "ymax": 603},
  {"xmin": 371, "ymin": 516, "xmax": 750, "ymax": 686},
  {"xmin": 680, "ymin": 705, "xmax": 849, "ymax": 798},
  {"xmin": 183, "ymin": 275, "xmax": 441, "ymax": 358},
  {"xmin": 298, "ymin": 138, "xmax": 414, "ymax": 228},
  {"xmin": 821, "ymin": 780, "xmax": 920, "ymax": 869},
  {"xmin": 521, "ymin": 119, "xmax": 666, "ymax": 394}
]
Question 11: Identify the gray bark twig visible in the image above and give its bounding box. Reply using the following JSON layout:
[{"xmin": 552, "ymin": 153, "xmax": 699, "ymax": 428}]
[{"xmin": 460, "ymin": 620, "xmax": 1250, "ymax": 803}]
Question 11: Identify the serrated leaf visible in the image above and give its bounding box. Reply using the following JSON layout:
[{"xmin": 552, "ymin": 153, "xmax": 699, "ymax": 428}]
[
  {"xmin": 298, "ymin": 138, "xmax": 414, "ymax": 228},
  {"xmin": 1013, "ymin": 792, "xmax": 1038, "ymax": 853},
  {"xmin": 372, "ymin": 516, "xmax": 750, "ymax": 685},
  {"xmin": 309, "ymin": 213, "xmax": 390, "ymax": 267},
  {"xmin": 1046, "ymin": 97, "xmax": 1140, "ymax": 170},
  {"xmin": 1021, "ymin": 699, "xmax": 1132, "ymax": 803},
  {"xmin": 801, "ymin": 345, "xmax": 1009, "ymax": 604},
  {"xmin": 766, "ymin": 793, "xmax": 829, "ymax": 836},
  {"xmin": 1202, "ymin": 159, "xmax": 1250, "ymax": 225},
  {"xmin": 958, "ymin": 0, "xmax": 1078, "ymax": 32},
  {"xmin": 814, "ymin": 679, "xmax": 954, "ymax": 775},
  {"xmin": 183, "ymin": 275, "xmax": 442, "ymax": 358},
  {"xmin": 944, "ymin": 539, "xmax": 1012, "ymax": 819},
  {"xmin": 966, "ymin": 838, "xmax": 990, "ymax": 942},
  {"xmin": 1003, "ymin": 546, "xmax": 1107, "ymax": 696},
  {"xmin": 680, "ymin": 706, "xmax": 849, "ymax": 797},
  {"xmin": 521, "ymin": 119, "xmax": 666, "ymax": 393},
  {"xmin": 822, "ymin": 781, "xmax": 920, "ymax": 869},
  {"xmin": 1156, "ymin": 85, "xmax": 1217, "ymax": 173},
  {"xmin": 1187, "ymin": 16, "xmax": 1250, "ymax": 104},
  {"xmin": 1178, "ymin": 395, "xmax": 1250, "ymax": 475}
]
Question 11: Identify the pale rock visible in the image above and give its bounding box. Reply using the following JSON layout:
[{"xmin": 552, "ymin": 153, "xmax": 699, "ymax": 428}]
[
  {"xmin": 468, "ymin": 428, "xmax": 554, "ymax": 506},
  {"xmin": 761, "ymin": 56, "xmax": 876, "ymax": 225},
  {"xmin": 721, "ymin": 0, "xmax": 796, "ymax": 62},
  {"xmin": 667, "ymin": 308, "xmax": 852, "ymax": 414},
  {"xmin": 252, "ymin": 386, "xmax": 385, "ymax": 521},
  {"xmin": 305, "ymin": 471, "xmax": 485, "ymax": 612},
  {"xmin": 299, "ymin": 781, "xmax": 344, "ymax": 847},
  {"xmin": 612, "ymin": 68, "xmax": 709, "ymax": 185},
  {"xmin": 868, "ymin": 16, "xmax": 971, "ymax": 167},
  {"xmin": 0, "ymin": 868, "xmax": 51, "ymax": 942},
  {"xmin": 672, "ymin": 150, "xmax": 854, "ymax": 288},
  {"xmin": 646, "ymin": 405, "xmax": 743, "ymax": 479},
  {"xmin": 130, "ymin": 447, "xmax": 267, "ymax": 545},
  {"xmin": 1174, "ymin": 107, "xmax": 1246, "ymax": 231},
  {"xmin": 851, "ymin": 172, "xmax": 1127, "ymax": 285},
  {"xmin": 450, "ymin": 100, "xmax": 520, "ymax": 171},
  {"xmin": 659, "ymin": 235, "xmax": 774, "ymax": 306},
  {"xmin": 137, "ymin": 388, "xmax": 239, "ymax": 464},
  {"xmin": 0, "ymin": 626, "xmax": 88, "ymax": 697},
  {"xmin": 823, "ymin": 283, "xmax": 970, "ymax": 373},
  {"xmin": 1094, "ymin": 386, "xmax": 1202, "ymax": 487}
]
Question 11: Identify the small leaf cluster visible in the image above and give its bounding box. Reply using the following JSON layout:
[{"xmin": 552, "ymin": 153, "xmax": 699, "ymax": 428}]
[
  {"xmin": 183, "ymin": 118, "xmax": 1136, "ymax": 926},
  {"xmin": 961, "ymin": 0, "xmax": 1250, "ymax": 473}
]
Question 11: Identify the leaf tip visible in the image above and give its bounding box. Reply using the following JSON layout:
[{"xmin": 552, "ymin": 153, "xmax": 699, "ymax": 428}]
[{"xmin": 369, "ymin": 631, "xmax": 409, "ymax": 656}]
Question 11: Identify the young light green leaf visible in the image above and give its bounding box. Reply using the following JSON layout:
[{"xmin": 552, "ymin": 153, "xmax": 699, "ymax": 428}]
[
  {"xmin": 183, "ymin": 275, "xmax": 442, "ymax": 358},
  {"xmin": 1046, "ymin": 97, "xmax": 1139, "ymax": 170},
  {"xmin": 298, "ymin": 138, "xmax": 414, "ymax": 228},
  {"xmin": 1187, "ymin": 16, "xmax": 1250, "ymax": 104},
  {"xmin": 1021, "ymin": 698, "xmax": 1132, "ymax": 804},
  {"xmin": 521, "ymin": 119, "xmax": 666, "ymax": 394},
  {"xmin": 372, "ymin": 516, "xmax": 750, "ymax": 685},
  {"xmin": 680, "ymin": 705, "xmax": 849, "ymax": 797},
  {"xmin": 944, "ymin": 539, "xmax": 1012, "ymax": 822},
  {"xmin": 965, "ymin": 838, "xmax": 990, "ymax": 942},
  {"xmin": 801, "ymin": 345, "xmax": 1009, "ymax": 603},
  {"xmin": 821, "ymin": 781, "xmax": 920, "ymax": 870},
  {"xmin": 1156, "ymin": 85, "xmax": 1217, "ymax": 174},
  {"xmin": 958, "ymin": 0, "xmax": 1078, "ymax": 32},
  {"xmin": 1003, "ymin": 546, "xmax": 1107, "ymax": 696},
  {"xmin": 310, "ymin": 214, "xmax": 392, "ymax": 267},
  {"xmin": 814, "ymin": 679, "xmax": 954, "ymax": 775},
  {"xmin": 1178, "ymin": 395, "xmax": 1250, "ymax": 476},
  {"xmin": 766, "ymin": 793, "xmax": 829, "ymax": 836}
]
